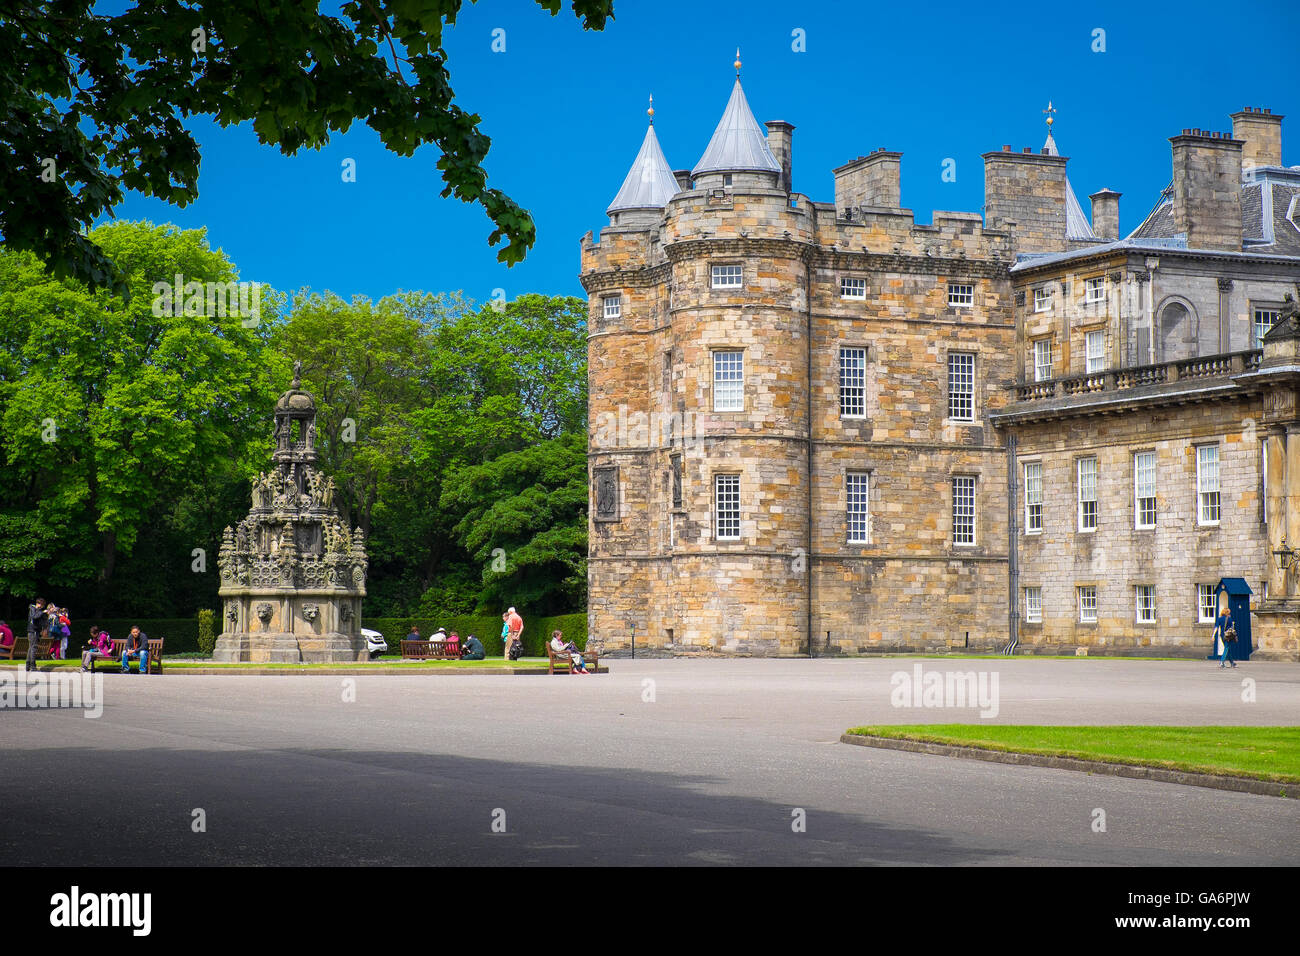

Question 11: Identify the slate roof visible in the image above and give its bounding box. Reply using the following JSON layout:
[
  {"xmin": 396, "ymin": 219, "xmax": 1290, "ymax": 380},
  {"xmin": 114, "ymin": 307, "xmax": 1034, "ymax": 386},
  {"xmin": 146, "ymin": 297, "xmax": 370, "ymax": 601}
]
[
  {"xmin": 692, "ymin": 78, "xmax": 781, "ymax": 176},
  {"xmin": 607, "ymin": 122, "xmax": 681, "ymax": 214},
  {"xmin": 1126, "ymin": 166, "xmax": 1300, "ymax": 257},
  {"xmin": 1043, "ymin": 131, "xmax": 1096, "ymax": 241}
]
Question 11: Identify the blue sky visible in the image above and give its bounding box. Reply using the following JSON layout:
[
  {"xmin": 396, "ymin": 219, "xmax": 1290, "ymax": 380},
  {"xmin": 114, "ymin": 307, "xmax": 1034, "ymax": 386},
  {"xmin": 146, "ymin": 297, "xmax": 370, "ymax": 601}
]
[{"xmin": 101, "ymin": 0, "xmax": 1300, "ymax": 306}]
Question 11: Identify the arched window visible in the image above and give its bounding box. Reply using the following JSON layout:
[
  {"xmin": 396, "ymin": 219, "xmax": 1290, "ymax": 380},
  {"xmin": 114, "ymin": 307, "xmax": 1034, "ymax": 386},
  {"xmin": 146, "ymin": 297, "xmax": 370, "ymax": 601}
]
[{"xmin": 1159, "ymin": 301, "xmax": 1195, "ymax": 362}]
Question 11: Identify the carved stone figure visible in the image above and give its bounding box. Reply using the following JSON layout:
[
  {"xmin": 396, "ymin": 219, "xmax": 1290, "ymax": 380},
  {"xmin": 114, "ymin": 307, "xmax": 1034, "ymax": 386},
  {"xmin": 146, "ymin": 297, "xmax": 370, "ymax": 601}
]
[
  {"xmin": 256, "ymin": 603, "xmax": 274, "ymax": 624},
  {"xmin": 302, "ymin": 604, "xmax": 320, "ymax": 623}
]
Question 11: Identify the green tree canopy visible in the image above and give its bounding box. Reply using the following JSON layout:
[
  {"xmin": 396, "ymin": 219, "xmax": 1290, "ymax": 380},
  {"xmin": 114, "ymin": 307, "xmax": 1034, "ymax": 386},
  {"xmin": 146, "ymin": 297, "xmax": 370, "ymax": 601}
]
[
  {"xmin": 0, "ymin": 220, "xmax": 273, "ymax": 611},
  {"xmin": 0, "ymin": 0, "xmax": 614, "ymax": 292}
]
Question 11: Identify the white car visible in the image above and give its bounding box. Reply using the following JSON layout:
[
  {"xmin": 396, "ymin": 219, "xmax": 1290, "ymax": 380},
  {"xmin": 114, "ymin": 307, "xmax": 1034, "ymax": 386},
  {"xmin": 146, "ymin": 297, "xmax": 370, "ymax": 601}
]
[{"xmin": 362, "ymin": 628, "xmax": 388, "ymax": 660}]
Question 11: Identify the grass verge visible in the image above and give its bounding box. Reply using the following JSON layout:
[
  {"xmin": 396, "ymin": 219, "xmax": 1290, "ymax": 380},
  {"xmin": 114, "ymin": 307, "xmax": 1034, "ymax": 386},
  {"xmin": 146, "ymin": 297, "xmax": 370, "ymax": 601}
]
[{"xmin": 844, "ymin": 725, "xmax": 1300, "ymax": 783}]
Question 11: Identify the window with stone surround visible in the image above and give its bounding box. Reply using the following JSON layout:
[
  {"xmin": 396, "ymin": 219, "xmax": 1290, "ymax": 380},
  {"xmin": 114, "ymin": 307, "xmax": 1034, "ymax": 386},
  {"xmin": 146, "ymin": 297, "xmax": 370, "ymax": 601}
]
[
  {"xmin": 846, "ymin": 472, "xmax": 870, "ymax": 543},
  {"xmin": 1033, "ymin": 287, "xmax": 1052, "ymax": 313},
  {"xmin": 602, "ymin": 294, "xmax": 621, "ymax": 320},
  {"xmin": 1078, "ymin": 585, "xmax": 1098, "ymax": 623},
  {"xmin": 948, "ymin": 283, "xmax": 974, "ymax": 307},
  {"xmin": 714, "ymin": 473, "xmax": 740, "ymax": 540},
  {"xmin": 1084, "ymin": 276, "xmax": 1105, "ymax": 305},
  {"xmin": 1024, "ymin": 587, "xmax": 1042, "ymax": 623},
  {"xmin": 1253, "ymin": 307, "xmax": 1280, "ymax": 350},
  {"xmin": 713, "ymin": 350, "xmax": 744, "ymax": 412},
  {"xmin": 947, "ymin": 352, "xmax": 975, "ymax": 421},
  {"xmin": 839, "ymin": 347, "xmax": 867, "ymax": 418},
  {"xmin": 1085, "ymin": 329, "xmax": 1106, "ymax": 374},
  {"xmin": 711, "ymin": 264, "xmax": 742, "ymax": 289},
  {"xmin": 1198, "ymin": 584, "xmax": 1216, "ymax": 624},
  {"xmin": 840, "ymin": 277, "xmax": 867, "ymax": 300},
  {"xmin": 1033, "ymin": 338, "xmax": 1052, "ymax": 382},
  {"xmin": 1196, "ymin": 444, "xmax": 1221, "ymax": 525},
  {"xmin": 1134, "ymin": 451, "xmax": 1157, "ymax": 529},
  {"xmin": 1024, "ymin": 461, "xmax": 1042, "ymax": 534},
  {"xmin": 1077, "ymin": 457, "xmax": 1098, "ymax": 532},
  {"xmin": 952, "ymin": 476, "xmax": 976, "ymax": 546},
  {"xmin": 1136, "ymin": 585, "xmax": 1156, "ymax": 624}
]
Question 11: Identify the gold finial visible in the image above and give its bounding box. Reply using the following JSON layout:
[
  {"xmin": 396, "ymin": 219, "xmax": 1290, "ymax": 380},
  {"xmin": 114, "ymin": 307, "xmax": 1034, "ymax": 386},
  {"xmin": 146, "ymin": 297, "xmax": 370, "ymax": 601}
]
[
  {"xmin": 734, "ymin": 47, "xmax": 742, "ymax": 75},
  {"xmin": 647, "ymin": 94, "xmax": 654, "ymax": 124},
  {"xmin": 1043, "ymin": 100, "xmax": 1056, "ymax": 130}
]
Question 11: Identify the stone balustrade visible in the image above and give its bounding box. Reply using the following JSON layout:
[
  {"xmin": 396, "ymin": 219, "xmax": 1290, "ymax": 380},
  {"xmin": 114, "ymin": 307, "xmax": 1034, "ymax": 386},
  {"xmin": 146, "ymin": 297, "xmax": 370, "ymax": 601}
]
[{"xmin": 1013, "ymin": 350, "xmax": 1261, "ymax": 402}]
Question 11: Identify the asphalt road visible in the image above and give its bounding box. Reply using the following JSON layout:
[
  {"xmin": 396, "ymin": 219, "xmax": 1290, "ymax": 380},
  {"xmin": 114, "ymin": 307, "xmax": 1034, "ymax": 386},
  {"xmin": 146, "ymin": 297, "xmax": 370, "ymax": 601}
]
[{"xmin": 2, "ymin": 658, "xmax": 1297, "ymax": 865}]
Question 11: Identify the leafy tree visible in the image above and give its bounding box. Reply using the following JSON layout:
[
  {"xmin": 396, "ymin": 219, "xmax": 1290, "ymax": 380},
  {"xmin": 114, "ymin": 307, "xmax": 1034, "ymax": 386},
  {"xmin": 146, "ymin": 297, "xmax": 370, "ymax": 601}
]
[
  {"xmin": 439, "ymin": 434, "xmax": 587, "ymax": 614},
  {"xmin": 0, "ymin": 220, "xmax": 273, "ymax": 614},
  {"xmin": 0, "ymin": 0, "xmax": 615, "ymax": 292}
]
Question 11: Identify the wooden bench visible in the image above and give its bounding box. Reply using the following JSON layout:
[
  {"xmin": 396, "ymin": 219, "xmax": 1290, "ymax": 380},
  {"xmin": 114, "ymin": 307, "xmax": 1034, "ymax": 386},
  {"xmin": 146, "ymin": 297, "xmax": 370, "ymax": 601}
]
[
  {"xmin": 4, "ymin": 635, "xmax": 54, "ymax": 663},
  {"xmin": 400, "ymin": 639, "xmax": 461, "ymax": 660},
  {"xmin": 546, "ymin": 643, "xmax": 598, "ymax": 675},
  {"xmin": 0, "ymin": 637, "xmax": 16, "ymax": 660},
  {"xmin": 97, "ymin": 638, "xmax": 164, "ymax": 674}
]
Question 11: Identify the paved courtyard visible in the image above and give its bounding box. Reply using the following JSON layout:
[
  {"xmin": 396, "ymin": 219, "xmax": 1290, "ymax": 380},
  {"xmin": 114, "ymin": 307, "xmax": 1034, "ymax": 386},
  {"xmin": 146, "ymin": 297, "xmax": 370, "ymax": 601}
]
[{"xmin": 2, "ymin": 658, "xmax": 1298, "ymax": 865}]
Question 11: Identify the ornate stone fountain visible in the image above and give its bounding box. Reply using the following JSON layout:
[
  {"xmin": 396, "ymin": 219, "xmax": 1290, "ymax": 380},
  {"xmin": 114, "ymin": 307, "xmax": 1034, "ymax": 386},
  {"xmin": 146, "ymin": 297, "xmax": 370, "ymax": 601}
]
[{"xmin": 213, "ymin": 364, "xmax": 368, "ymax": 662}]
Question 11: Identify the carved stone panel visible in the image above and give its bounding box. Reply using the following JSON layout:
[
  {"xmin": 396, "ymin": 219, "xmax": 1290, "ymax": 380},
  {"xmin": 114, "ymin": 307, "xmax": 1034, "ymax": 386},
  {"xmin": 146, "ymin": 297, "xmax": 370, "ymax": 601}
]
[{"xmin": 594, "ymin": 466, "xmax": 620, "ymax": 521}]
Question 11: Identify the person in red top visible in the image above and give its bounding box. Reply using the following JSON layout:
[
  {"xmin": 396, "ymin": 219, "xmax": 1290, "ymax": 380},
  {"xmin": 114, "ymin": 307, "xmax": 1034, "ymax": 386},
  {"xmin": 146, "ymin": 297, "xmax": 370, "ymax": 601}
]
[
  {"xmin": 0, "ymin": 619, "xmax": 13, "ymax": 651},
  {"xmin": 504, "ymin": 607, "xmax": 524, "ymax": 660}
]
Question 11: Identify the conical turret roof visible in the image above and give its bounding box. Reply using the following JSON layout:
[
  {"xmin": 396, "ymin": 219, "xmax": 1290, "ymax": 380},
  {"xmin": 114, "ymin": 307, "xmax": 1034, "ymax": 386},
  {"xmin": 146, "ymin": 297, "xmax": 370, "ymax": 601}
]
[
  {"xmin": 607, "ymin": 123, "xmax": 681, "ymax": 215},
  {"xmin": 692, "ymin": 78, "xmax": 781, "ymax": 176}
]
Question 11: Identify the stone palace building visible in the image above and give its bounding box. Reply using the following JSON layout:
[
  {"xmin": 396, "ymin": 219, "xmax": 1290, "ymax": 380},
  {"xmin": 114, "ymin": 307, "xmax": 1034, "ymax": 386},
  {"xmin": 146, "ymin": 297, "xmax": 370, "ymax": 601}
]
[{"xmin": 581, "ymin": 60, "xmax": 1300, "ymax": 660}]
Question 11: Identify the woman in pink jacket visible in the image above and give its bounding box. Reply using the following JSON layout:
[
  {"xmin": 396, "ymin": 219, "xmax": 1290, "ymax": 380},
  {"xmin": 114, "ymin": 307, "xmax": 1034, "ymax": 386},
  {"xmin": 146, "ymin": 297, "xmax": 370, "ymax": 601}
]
[{"xmin": 80, "ymin": 626, "xmax": 113, "ymax": 672}]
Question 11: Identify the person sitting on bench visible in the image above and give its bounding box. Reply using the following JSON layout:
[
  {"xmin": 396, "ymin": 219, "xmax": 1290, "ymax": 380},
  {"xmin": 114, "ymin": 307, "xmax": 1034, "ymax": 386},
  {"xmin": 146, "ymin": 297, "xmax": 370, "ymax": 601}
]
[
  {"xmin": 0, "ymin": 619, "xmax": 13, "ymax": 652},
  {"xmin": 121, "ymin": 626, "xmax": 150, "ymax": 674},
  {"xmin": 460, "ymin": 634, "xmax": 485, "ymax": 660},
  {"xmin": 550, "ymin": 629, "xmax": 589, "ymax": 674},
  {"xmin": 81, "ymin": 626, "xmax": 112, "ymax": 672}
]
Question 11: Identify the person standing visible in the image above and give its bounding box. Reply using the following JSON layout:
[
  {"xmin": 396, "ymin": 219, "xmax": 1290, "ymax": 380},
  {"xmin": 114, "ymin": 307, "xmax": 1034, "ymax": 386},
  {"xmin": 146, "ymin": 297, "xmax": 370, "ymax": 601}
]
[
  {"xmin": 25, "ymin": 597, "xmax": 49, "ymax": 672},
  {"xmin": 1212, "ymin": 605, "xmax": 1237, "ymax": 668},
  {"xmin": 505, "ymin": 607, "xmax": 524, "ymax": 660}
]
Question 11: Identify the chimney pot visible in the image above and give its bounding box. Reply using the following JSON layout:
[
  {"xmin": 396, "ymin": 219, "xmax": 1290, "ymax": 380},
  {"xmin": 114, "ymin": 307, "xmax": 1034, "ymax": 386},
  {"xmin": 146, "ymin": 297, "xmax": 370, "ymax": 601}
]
[
  {"xmin": 1022, "ymin": 146, "xmax": 1031, "ymax": 153},
  {"xmin": 1002, "ymin": 145, "xmax": 1011, "ymax": 152},
  {"xmin": 1182, "ymin": 128, "xmax": 1191, "ymax": 135}
]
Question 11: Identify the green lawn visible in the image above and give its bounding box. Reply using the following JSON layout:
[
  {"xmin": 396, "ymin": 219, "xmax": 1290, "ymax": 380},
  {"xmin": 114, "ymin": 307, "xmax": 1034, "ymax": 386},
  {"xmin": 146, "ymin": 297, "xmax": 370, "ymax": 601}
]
[
  {"xmin": 2, "ymin": 657, "xmax": 550, "ymax": 670},
  {"xmin": 845, "ymin": 725, "xmax": 1300, "ymax": 783}
]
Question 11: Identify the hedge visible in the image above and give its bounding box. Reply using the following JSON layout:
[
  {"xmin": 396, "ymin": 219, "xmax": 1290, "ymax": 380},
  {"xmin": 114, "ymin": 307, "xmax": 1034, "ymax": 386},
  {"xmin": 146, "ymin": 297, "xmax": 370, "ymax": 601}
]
[
  {"xmin": 51, "ymin": 618, "xmax": 204, "ymax": 656},
  {"xmin": 33, "ymin": 610, "xmax": 588, "ymax": 659},
  {"xmin": 362, "ymin": 612, "xmax": 587, "ymax": 657}
]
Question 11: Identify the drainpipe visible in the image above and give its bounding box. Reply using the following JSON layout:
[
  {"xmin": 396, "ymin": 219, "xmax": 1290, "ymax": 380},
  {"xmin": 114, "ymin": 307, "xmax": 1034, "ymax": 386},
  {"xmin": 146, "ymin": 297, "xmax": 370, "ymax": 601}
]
[
  {"xmin": 1006, "ymin": 432, "xmax": 1019, "ymax": 655},
  {"xmin": 806, "ymin": 251, "xmax": 815, "ymax": 658}
]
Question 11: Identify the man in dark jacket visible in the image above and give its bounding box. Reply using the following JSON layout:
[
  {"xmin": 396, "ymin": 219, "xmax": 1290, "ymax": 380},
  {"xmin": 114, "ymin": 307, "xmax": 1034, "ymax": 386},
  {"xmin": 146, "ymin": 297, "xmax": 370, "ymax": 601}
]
[
  {"xmin": 121, "ymin": 625, "xmax": 150, "ymax": 674},
  {"xmin": 460, "ymin": 634, "xmax": 485, "ymax": 660},
  {"xmin": 25, "ymin": 598, "xmax": 48, "ymax": 672}
]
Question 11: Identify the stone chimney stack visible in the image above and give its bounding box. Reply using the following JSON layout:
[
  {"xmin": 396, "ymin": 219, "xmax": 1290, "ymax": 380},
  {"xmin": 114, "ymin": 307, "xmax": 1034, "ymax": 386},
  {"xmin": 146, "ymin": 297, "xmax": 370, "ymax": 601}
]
[
  {"xmin": 1230, "ymin": 107, "xmax": 1284, "ymax": 172},
  {"xmin": 673, "ymin": 169, "xmax": 693, "ymax": 192},
  {"xmin": 765, "ymin": 121, "xmax": 795, "ymax": 194},
  {"xmin": 1089, "ymin": 188, "xmax": 1122, "ymax": 241},
  {"xmin": 982, "ymin": 146, "xmax": 1068, "ymax": 254},
  {"xmin": 1170, "ymin": 129, "xmax": 1243, "ymax": 252},
  {"xmin": 833, "ymin": 150, "xmax": 902, "ymax": 211}
]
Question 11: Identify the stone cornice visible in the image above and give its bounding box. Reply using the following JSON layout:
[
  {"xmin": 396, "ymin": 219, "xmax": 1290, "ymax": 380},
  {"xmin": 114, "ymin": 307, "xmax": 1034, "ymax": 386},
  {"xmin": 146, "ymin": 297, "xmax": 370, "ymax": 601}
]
[{"xmin": 580, "ymin": 261, "xmax": 672, "ymax": 294}]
